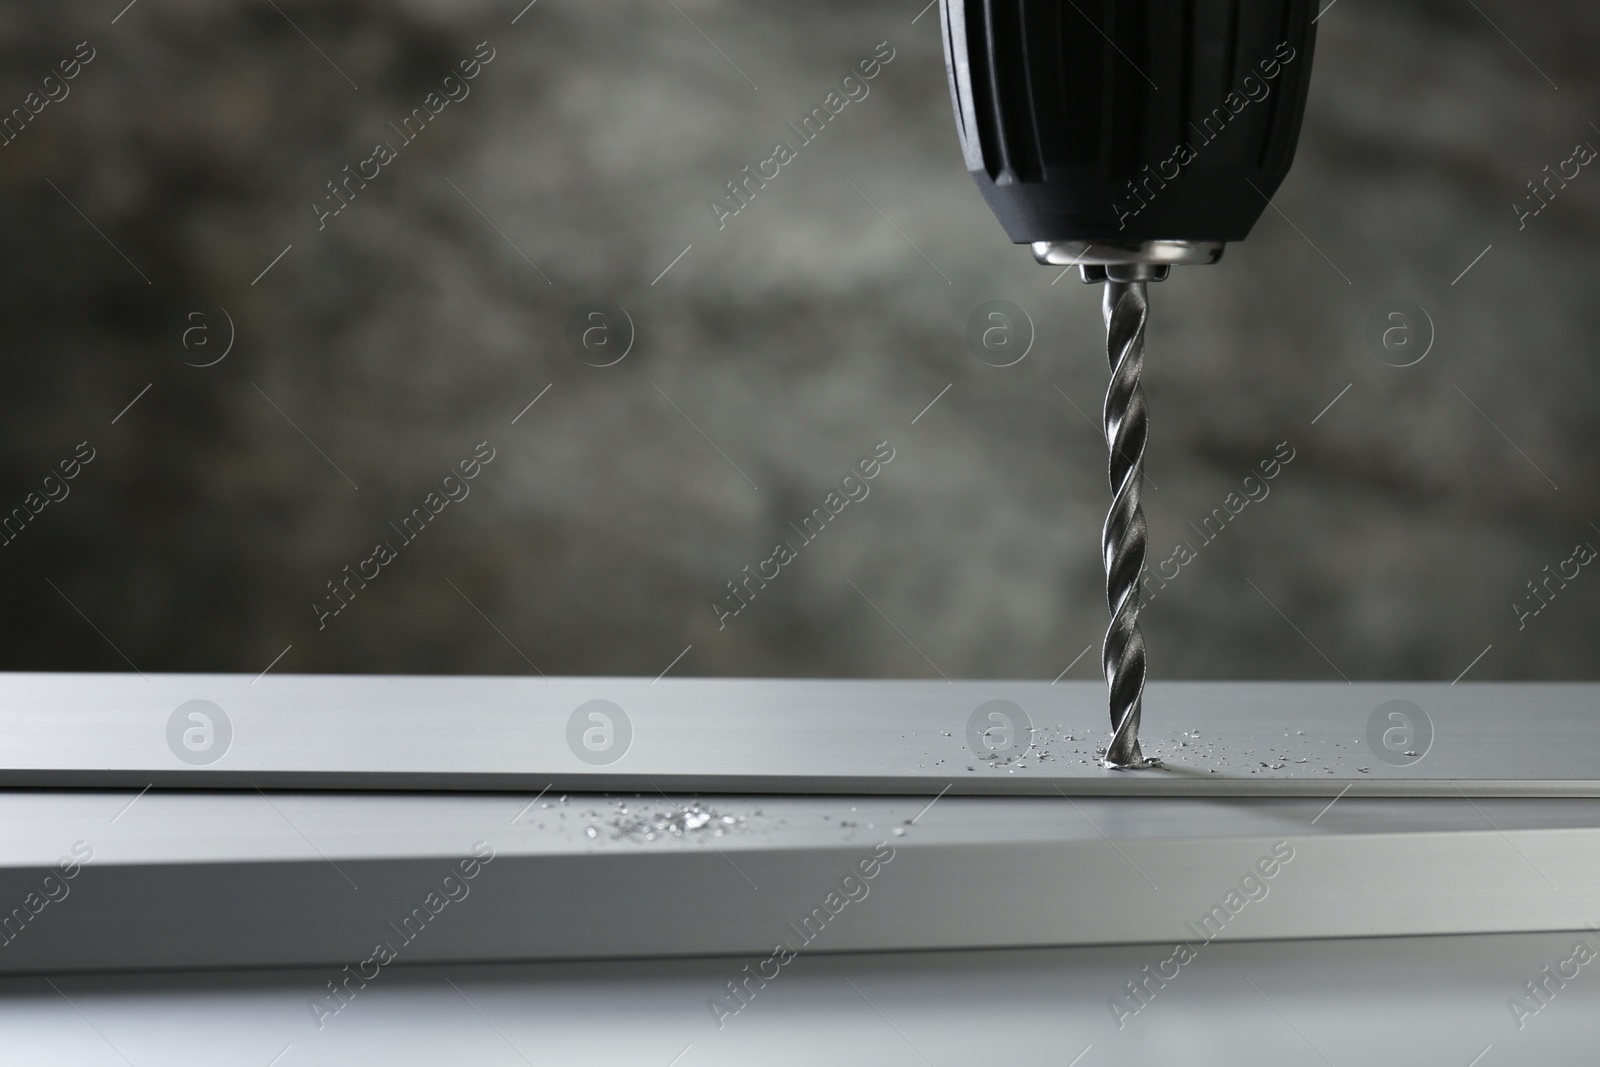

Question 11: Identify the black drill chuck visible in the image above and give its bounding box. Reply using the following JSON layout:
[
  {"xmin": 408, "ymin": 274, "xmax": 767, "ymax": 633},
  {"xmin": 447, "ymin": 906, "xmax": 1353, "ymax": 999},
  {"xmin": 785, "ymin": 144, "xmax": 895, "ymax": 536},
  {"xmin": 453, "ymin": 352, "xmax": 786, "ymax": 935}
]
[{"xmin": 940, "ymin": 0, "xmax": 1318, "ymax": 251}]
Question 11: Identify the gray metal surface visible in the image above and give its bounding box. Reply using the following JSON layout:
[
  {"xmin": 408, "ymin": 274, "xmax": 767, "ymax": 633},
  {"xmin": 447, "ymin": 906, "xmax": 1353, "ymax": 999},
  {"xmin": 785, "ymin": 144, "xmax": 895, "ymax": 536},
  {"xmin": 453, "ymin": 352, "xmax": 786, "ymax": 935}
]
[
  {"xmin": 4, "ymin": 934, "xmax": 1597, "ymax": 1065},
  {"xmin": 3, "ymin": 673, "xmax": 1598, "ymax": 795},
  {"xmin": 3, "ymin": 788, "xmax": 1599, "ymax": 973}
]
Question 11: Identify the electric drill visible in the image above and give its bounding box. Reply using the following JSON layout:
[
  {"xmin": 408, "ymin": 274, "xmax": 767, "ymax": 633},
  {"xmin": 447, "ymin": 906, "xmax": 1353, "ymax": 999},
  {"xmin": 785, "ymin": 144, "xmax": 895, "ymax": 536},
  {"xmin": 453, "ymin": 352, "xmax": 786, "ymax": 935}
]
[{"xmin": 939, "ymin": 0, "xmax": 1319, "ymax": 766}]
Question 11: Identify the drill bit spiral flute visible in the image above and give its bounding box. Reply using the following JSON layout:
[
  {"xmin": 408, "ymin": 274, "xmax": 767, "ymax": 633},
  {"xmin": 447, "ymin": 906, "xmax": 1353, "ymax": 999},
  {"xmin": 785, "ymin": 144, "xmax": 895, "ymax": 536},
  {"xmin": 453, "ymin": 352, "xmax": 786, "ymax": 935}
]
[
  {"xmin": 939, "ymin": 0, "xmax": 1318, "ymax": 766},
  {"xmin": 1092, "ymin": 265, "xmax": 1158, "ymax": 765}
]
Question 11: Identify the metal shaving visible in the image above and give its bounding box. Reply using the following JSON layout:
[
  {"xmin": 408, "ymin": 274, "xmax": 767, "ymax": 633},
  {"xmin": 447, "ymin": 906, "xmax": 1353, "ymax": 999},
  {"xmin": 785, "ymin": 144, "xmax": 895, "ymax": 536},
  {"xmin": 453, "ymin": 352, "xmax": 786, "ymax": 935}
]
[{"xmin": 593, "ymin": 800, "xmax": 749, "ymax": 842}]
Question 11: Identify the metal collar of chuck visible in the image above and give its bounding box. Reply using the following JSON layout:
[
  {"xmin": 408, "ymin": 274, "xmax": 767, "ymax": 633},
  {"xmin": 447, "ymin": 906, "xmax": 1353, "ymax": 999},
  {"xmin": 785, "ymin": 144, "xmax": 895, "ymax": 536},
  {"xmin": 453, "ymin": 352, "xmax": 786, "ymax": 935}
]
[{"xmin": 1030, "ymin": 239, "xmax": 1224, "ymax": 284}]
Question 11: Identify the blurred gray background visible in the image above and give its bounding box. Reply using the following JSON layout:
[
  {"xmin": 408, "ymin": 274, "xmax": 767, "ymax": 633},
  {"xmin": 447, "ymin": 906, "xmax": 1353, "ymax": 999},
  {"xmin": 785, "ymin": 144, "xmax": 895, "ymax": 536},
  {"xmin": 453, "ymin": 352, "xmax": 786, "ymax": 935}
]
[{"xmin": 0, "ymin": 0, "xmax": 1595, "ymax": 682}]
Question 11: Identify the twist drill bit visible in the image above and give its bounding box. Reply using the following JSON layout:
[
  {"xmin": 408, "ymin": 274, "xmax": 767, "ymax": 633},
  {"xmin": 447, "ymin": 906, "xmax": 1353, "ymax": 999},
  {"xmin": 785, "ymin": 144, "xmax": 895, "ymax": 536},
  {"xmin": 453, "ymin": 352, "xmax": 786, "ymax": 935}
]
[{"xmin": 1083, "ymin": 263, "xmax": 1166, "ymax": 768}]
